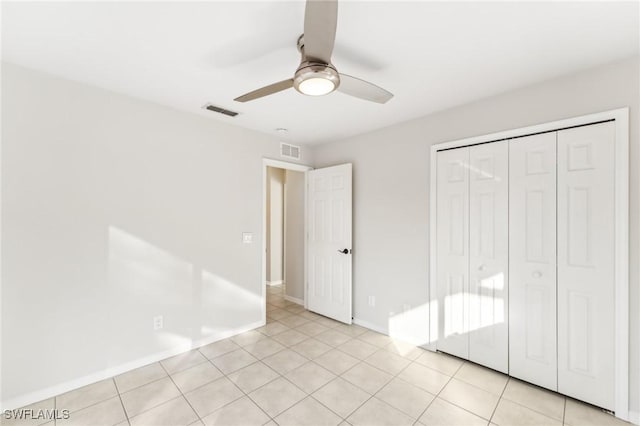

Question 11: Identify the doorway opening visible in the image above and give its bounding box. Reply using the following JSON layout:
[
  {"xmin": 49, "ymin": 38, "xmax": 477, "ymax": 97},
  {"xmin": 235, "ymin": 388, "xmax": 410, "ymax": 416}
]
[{"xmin": 262, "ymin": 159, "xmax": 311, "ymax": 323}]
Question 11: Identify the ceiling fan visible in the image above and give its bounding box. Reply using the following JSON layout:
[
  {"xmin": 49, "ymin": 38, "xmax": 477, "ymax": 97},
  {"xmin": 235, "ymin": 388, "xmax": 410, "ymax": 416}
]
[{"xmin": 234, "ymin": 0, "xmax": 393, "ymax": 104}]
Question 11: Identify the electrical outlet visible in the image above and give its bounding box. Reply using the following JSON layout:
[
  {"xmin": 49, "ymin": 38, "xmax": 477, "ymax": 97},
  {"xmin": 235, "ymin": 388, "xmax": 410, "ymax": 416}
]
[
  {"xmin": 368, "ymin": 296, "xmax": 376, "ymax": 307},
  {"xmin": 153, "ymin": 315, "xmax": 163, "ymax": 330},
  {"xmin": 242, "ymin": 232, "xmax": 253, "ymax": 244}
]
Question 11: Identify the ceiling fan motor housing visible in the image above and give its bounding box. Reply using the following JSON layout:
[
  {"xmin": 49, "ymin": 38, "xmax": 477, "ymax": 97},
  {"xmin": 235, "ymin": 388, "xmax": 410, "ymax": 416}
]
[{"xmin": 293, "ymin": 61, "xmax": 341, "ymax": 95}]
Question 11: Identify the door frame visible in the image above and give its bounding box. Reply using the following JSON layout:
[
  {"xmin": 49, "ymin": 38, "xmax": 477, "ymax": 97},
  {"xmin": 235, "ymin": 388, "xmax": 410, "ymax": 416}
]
[
  {"xmin": 262, "ymin": 158, "xmax": 313, "ymax": 324},
  {"xmin": 428, "ymin": 108, "xmax": 630, "ymax": 420}
]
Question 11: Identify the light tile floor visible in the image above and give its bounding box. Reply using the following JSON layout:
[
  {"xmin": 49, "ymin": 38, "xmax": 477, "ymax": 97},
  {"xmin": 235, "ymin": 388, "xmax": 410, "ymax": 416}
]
[{"xmin": 6, "ymin": 284, "xmax": 631, "ymax": 426}]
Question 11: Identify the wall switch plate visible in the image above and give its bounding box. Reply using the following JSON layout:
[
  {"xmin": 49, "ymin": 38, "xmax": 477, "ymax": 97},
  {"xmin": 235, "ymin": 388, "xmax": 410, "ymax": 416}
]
[
  {"xmin": 153, "ymin": 315, "xmax": 163, "ymax": 330},
  {"xmin": 368, "ymin": 296, "xmax": 376, "ymax": 307},
  {"xmin": 242, "ymin": 232, "xmax": 253, "ymax": 244}
]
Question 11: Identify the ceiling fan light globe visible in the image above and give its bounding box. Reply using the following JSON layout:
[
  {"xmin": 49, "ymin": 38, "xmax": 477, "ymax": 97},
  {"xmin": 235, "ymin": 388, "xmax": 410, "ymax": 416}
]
[
  {"xmin": 298, "ymin": 77, "xmax": 335, "ymax": 96},
  {"xmin": 293, "ymin": 62, "xmax": 340, "ymax": 97}
]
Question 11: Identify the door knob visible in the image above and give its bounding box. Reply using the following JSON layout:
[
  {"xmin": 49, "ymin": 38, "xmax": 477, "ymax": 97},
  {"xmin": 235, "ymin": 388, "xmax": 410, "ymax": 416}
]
[
  {"xmin": 478, "ymin": 264, "xmax": 486, "ymax": 271},
  {"xmin": 532, "ymin": 271, "xmax": 542, "ymax": 278},
  {"xmin": 337, "ymin": 248, "xmax": 350, "ymax": 254}
]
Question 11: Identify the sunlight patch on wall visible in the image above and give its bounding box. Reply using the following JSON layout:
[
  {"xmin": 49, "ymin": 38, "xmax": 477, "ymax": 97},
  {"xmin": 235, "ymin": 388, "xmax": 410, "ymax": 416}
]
[
  {"xmin": 107, "ymin": 226, "xmax": 262, "ymax": 362},
  {"xmin": 387, "ymin": 303, "xmax": 430, "ymax": 347},
  {"xmin": 200, "ymin": 269, "xmax": 262, "ymax": 335},
  {"xmin": 107, "ymin": 226, "xmax": 196, "ymax": 358}
]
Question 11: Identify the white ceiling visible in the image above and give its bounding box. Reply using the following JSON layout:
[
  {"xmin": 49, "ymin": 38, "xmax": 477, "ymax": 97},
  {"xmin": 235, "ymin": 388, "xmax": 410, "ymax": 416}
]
[{"xmin": 2, "ymin": 1, "xmax": 638, "ymax": 145}]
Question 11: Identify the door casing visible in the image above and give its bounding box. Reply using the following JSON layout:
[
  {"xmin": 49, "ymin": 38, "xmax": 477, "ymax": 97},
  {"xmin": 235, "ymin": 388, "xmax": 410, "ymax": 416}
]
[{"xmin": 261, "ymin": 158, "xmax": 312, "ymax": 324}]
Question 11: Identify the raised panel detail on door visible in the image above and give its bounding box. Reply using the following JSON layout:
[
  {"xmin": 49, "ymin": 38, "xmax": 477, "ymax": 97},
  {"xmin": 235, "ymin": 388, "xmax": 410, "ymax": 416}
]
[
  {"xmin": 468, "ymin": 141, "xmax": 509, "ymax": 373},
  {"xmin": 307, "ymin": 164, "xmax": 353, "ymax": 324},
  {"xmin": 524, "ymin": 283, "xmax": 548, "ymax": 361},
  {"xmin": 436, "ymin": 147, "xmax": 469, "ymax": 359},
  {"xmin": 509, "ymin": 132, "xmax": 557, "ymax": 391},
  {"xmin": 557, "ymin": 122, "xmax": 615, "ymax": 410}
]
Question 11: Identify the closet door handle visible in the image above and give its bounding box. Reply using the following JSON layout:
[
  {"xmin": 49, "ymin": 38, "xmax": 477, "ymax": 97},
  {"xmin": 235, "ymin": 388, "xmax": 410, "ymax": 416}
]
[
  {"xmin": 532, "ymin": 271, "xmax": 542, "ymax": 278},
  {"xmin": 478, "ymin": 264, "xmax": 486, "ymax": 271}
]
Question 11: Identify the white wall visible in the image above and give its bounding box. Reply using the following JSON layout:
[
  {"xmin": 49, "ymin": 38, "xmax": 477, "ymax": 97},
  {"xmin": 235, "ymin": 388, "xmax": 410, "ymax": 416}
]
[
  {"xmin": 2, "ymin": 55, "xmax": 638, "ymax": 415},
  {"xmin": 266, "ymin": 167, "xmax": 284, "ymax": 283},
  {"xmin": 284, "ymin": 170, "xmax": 305, "ymax": 301},
  {"xmin": 312, "ymin": 57, "xmax": 640, "ymax": 413},
  {"xmin": 0, "ymin": 62, "xmax": 311, "ymax": 409}
]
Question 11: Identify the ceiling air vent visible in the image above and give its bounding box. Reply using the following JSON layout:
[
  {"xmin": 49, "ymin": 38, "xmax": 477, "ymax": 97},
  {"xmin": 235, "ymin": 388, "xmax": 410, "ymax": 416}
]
[
  {"xmin": 202, "ymin": 103, "xmax": 238, "ymax": 117},
  {"xmin": 280, "ymin": 142, "xmax": 301, "ymax": 160}
]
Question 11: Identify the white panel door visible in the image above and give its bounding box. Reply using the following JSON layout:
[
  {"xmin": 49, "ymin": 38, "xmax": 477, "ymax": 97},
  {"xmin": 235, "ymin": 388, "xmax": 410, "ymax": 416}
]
[
  {"xmin": 509, "ymin": 132, "xmax": 558, "ymax": 390},
  {"xmin": 436, "ymin": 147, "xmax": 470, "ymax": 359},
  {"xmin": 557, "ymin": 122, "xmax": 615, "ymax": 410},
  {"xmin": 468, "ymin": 141, "xmax": 509, "ymax": 373},
  {"xmin": 307, "ymin": 164, "xmax": 353, "ymax": 324}
]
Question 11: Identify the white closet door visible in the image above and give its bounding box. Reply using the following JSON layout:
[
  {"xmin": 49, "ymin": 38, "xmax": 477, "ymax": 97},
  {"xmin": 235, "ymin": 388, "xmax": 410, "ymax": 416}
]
[
  {"xmin": 509, "ymin": 133, "xmax": 557, "ymax": 390},
  {"xmin": 557, "ymin": 122, "xmax": 615, "ymax": 410},
  {"xmin": 436, "ymin": 147, "xmax": 469, "ymax": 359},
  {"xmin": 468, "ymin": 141, "xmax": 509, "ymax": 373}
]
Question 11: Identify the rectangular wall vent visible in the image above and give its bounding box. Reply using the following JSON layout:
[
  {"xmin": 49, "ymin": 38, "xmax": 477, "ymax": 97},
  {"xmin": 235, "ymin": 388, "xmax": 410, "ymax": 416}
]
[
  {"xmin": 202, "ymin": 103, "xmax": 238, "ymax": 117},
  {"xmin": 280, "ymin": 142, "xmax": 301, "ymax": 160}
]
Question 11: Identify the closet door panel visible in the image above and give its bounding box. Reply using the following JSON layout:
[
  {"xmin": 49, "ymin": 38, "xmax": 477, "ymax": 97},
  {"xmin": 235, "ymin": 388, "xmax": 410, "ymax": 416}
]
[
  {"xmin": 468, "ymin": 141, "xmax": 509, "ymax": 373},
  {"xmin": 509, "ymin": 132, "xmax": 557, "ymax": 390},
  {"xmin": 436, "ymin": 147, "xmax": 470, "ymax": 359},
  {"xmin": 557, "ymin": 121, "xmax": 615, "ymax": 410}
]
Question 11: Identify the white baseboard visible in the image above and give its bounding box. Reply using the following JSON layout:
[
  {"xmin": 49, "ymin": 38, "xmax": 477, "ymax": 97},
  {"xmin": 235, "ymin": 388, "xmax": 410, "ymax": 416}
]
[
  {"xmin": 422, "ymin": 342, "xmax": 437, "ymax": 352},
  {"xmin": 353, "ymin": 317, "xmax": 388, "ymax": 335},
  {"xmin": 352, "ymin": 317, "xmax": 434, "ymax": 349},
  {"xmin": 1, "ymin": 320, "xmax": 264, "ymax": 411},
  {"xmin": 629, "ymin": 410, "xmax": 639, "ymax": 425},
  {"xmin": 266, "ymin": 280, "xmax": 284, "ymax": 286},
  {"xmin": 284, "ymin": 295, "xmax": 304, "ymax": 305}
]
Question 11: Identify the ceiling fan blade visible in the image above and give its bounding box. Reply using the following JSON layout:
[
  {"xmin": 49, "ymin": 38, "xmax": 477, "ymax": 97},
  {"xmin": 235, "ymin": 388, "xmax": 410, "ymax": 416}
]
[
  {"xmin": 337, "ymin": 74, "xmax": 393, "ymax": 104},
  {"xmin": 303, "ymin": 0, "xmax": 338, "ymax": 63},
  {"xmin": 234, "ymin": 79, "xmax": 294, "ymax": 102}
]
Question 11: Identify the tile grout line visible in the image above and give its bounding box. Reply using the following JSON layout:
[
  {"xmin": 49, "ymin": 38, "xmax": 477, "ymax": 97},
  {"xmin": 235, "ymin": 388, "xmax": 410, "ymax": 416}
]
[
  {"xmin": 498, "ymin": 384, "xmax": 567, "ymax": 423},
  {"xmin": 333, "ymin": 346, "xmax": 420, "ymax": 423},
  {"xmin": 221, "ymin": 364, "xmax": 276, "ymax": 425},
  {"xmin": 257, "ymin": 309, "xmax": 367, "ymax": 419},
  {"xmin": 311, "ymin": 374, "xmax": 369, "ymax": 421},
  {"xmin": 211, "ymin": 359, "xmax": 276, "ymax": 424},
  {"xmin": 271, "ymin": 329, "xmax": 405, "ymax": 422},
  {"xmin": 169, "ymin": 353, "xmax": 280, "ymax": 425},
  {"xmin": 308, "ymin": 393, "xmax": 350, "ymax": 423},
  {"xmin": 488, "ymin": 376, "xmax": 509, "ymax": 424},
  {"xmin": 211, "ymin": 320, "xmax": 320, "ymax": 424},
  {"xmin": 157, "ymin": 361, "xmax": 206, "ymax": 424},
  {"xmin": 112, "ymin": 377, "xmax": 131, "ymax": 425},
  {"xmin": 275, "ymin": 366, "xmax": 346, "ymax": 421},
  {"xmin": 63, "ymin": 319, "xmax": 278, "ymax": 423},
  {"xmin": 242, "ymin": 364, "xmax": 296, "ymax": 422},
  {"xmin": 53, "ymin": 379, "xmax": 134, "ymax": 424},
  {"xmin": 494, "ymin": 394, "xmax": 564, "ymax": 425},
  {"xmin": 411, "ymin": 358, "xmax": 465, "ymax": 425},
  {"xmin": 12, "ymin": 303, "xmax": 338, "ymax": 425},
  {"xmin": 362, "ymin": 347, "xmax": 412, "ymax": 373},
  {"xmin": 44, "ymin": 314, "xmax": 364, "ymax": 424},
  {"xmin": 335, "ymin": 358, "xmax": 393, "ymax": 395},
  {"xmin": 26, "ymin": 299, "xmax": 541, "ymax": 426},
  {"xmin": 439, "ymin": 370, "xmax": 515, "ymax": 424}
]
